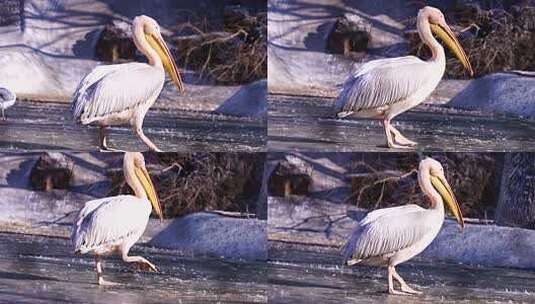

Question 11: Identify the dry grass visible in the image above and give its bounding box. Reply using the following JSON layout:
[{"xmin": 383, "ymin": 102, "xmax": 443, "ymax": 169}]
[
  {"xmin": 107, "ymin": 153, "xmax": 265, "ymax": 218},
  {"xmin": 173, "ymin": 10, "xmax": 267, "ymax": 85},
  {"xmin": 406, "ymin": 4, "xmax": 535, "ymax": 78}
]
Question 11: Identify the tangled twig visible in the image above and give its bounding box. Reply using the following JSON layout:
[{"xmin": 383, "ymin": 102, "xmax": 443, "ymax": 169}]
[
  {"xmin": 174, "ymin": 12, "xmax": 266, "ymax": 85},
  {"xmin": 345, "ymin": 169, "xmax": 417, "ymax": 208}
]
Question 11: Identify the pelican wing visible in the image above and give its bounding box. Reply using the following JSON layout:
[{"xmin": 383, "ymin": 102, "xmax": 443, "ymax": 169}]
[
  {"xmin": 72, "ymin": 195, "xmax": 151, "ymax": 254},
  {"xmin": 342, "ymin": 204, "xmax": 434, "ymax": 261},
  {"xmin": 71, "ymin": 62, "xmax": 163, "ymax": 124},
  {"xmin": 335, "ymin": 56, "xmax": 432, "ymax": 115}
]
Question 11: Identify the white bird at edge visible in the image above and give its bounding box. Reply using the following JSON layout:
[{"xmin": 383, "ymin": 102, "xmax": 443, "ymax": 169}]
[
  {"xmin": 71, "ymin": 15, "xmax": 185, "ymax": 152},
  {"xmin": 334, "ymin": 6, "xmax": 474, "ymax": 149},
  {"xmin": 341, "ymin": 157, "xmax": 464, "ymax": 295},
  {"xmin": 71, "ymin": 152, "xmax": 164, "ymax": 286},
  {"xmin": 0, "ymin": 87, "xmax": 16, "ymax": 120}
]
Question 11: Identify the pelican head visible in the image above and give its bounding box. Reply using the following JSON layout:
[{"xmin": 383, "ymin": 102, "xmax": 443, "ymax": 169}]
[
  {"xmin": 419, "ymin": 157, "xmax": 464, "ymax": 230},
  {"xmin": 418, "ymin": 6, "xmax": 474, "ymax": 76},
  {"xmin": 124, "ymin": 152, "xmax": 164, "ymax": 220},
  {"xmin": 133, "ymin": 15, "xmax": 185, "ymax": 93}
]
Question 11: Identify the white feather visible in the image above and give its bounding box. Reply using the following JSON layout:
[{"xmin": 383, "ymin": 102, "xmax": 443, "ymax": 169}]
[
  {"xmin": 342, "ymin": 204, "xmax": 442, "ymax": 265},
  {"xmin": 71, "ymin": 195, "xmax": 152, "ymax": 255},
  {"xmin": 334, "ymin": 56, "xmax": 442, "ymax": 115},
  {"xmin": 71, "ymin": 62, "xmax": 164, "ymax": 124}
]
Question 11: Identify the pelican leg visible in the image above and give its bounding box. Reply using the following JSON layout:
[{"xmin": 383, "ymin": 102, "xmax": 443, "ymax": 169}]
[
  {"xmin": 99, "ymin": 126, "xmax": 109, "ymax": 151},
  {"xmin": 392, "ymin": 267, "xmax": 422, "ymax": 295},
  {"xmin": 133, "ymin": 125, "xmax": 162, "ymax": 152},
  {"xmin": 387, "ymin": 266, "xmax": 410, "ymax": 296},
  {"xmin": 98, "ymin": 126, "xmax": 124, "ymax": 152},
  {"xmin": 95, "ymin": 255, "xmax": 120, "ymax": 286},
  {"xmin": 383, "ymin": 119, "xmax": 407, "ymax": 149},
  {"xmin": 389, "ymin": 125, "xmax": 417, "ymax": 147},
  {"xmin": 1, "ymin": 108, "xmax": 5, "ymax": 120},
  {"xmin": 122, "ymin": 252, "xmax": 158, "ymax": 272},
  {"xmin": 383, "ymin": 119, "xmax": 415, "ymax": 149}
]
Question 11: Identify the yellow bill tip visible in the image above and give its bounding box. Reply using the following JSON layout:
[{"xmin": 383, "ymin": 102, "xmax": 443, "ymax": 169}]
[
  {"xmin": 430, "ymin": 174, "xmax": 464, "ymax": 232},
  {"xmin": 146, "ymin": 32, "xmax": 185, "ymax": 94},
  {"xmin": 430, "ymin": 23, "xmax": 474, "ymax": 77},
  {"xmin": 134, "ymin": 164, "xmax": 164, "ymax": 220}
]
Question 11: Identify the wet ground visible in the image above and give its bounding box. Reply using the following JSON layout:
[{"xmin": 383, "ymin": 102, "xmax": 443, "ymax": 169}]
[
  {"xmin": 268, "ymin": 246, "xmax": 535, "ymax": 303},
  {"xmin": 0, "ymin": 101, "xmax": 266, "ymax": 152},
  {"xmin": 2, "ymin": 232, "xmax": 535, "ymax": 303},
  {"xmin": 0, "ymin": 233, "xmax": 267, "ymax": 303},
  {"xmin": 268, "ymin": 94, "xmax": 535, "ymax": 152}
]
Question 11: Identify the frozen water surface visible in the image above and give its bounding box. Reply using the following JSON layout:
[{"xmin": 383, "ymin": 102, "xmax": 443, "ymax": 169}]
[
  {"xmin": 0, "ymin": 101, "xmax": 266, "ymax": 152},
  {"xmin": 268, "ymin": 94, "xmax": 535, "ymax": 152},
  {"xmin": 0, "ymin": 233, "xmax": 267, "ymax": 303},
  {"xmin": 268, "ymin": 247, "xmax": 535, "ymax": 303}
]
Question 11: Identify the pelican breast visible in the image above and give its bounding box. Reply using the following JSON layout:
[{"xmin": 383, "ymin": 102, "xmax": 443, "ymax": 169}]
[
  {"xmin": 72, "ymin": 195, "xmax": 152, "ymax": 255},
  {"xmin": 71, "ymin": 62, "xmax": 165, "ymax": 125},
  {"xmin": 335, "ymin": 56, "xmax": 443, "ymax": 116}
]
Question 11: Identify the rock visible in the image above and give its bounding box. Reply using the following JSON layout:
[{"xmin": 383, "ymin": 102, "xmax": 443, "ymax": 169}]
[
  {"xmin": 149, "ymin": 212, "xmax": 267, "ymax": 261},
  {"xmin": 448, "ymin": 72, "xmax": 535, "ymax": 119},
  {"xmin": 423, "ymin": 220, "xmax": 535, "ymax": 269},
  {"xmin": 326, "ymin": 14, "xmax": 370, "ymax": 57},
  {"xmin": 29, "ymin": 153, "xmax": 73, "ymax": 192},
  {"xmin": 495, "ymin": 153, "xmax": 535, "ymax": 229},
  {"xmin": 268, "ymin": 197, "xmax": 358, "ymax": 247},
  {"xmin": 95, "ymin": 19, "xmax": 136, "ymax": 62},
  {"xmin": 214, "ymin": 79, "xmax": 267, "ymax": 117},
  {"xmin": 268, "ymin": 156, "xmax": 313, "ymax": 197}
]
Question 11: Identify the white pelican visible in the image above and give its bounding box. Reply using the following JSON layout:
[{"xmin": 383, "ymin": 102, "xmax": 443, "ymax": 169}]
[
  {"xmin": 72, "ymin": 15, "xmax": 184, "ymax": 152},
  {"xmin": 72, "ymin": 152, "xmax": 163, "ymax": 285},
  {"xmin": 334, "ymin": 6, "xmax": 474, "ymax": 149},
  {"xmin": 0, "ymin": 87, "xmax": 16, "ymax": 120},
  {"xmin": 341, "ymin": 157, "xmax": 464, "ymax": 295}
]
